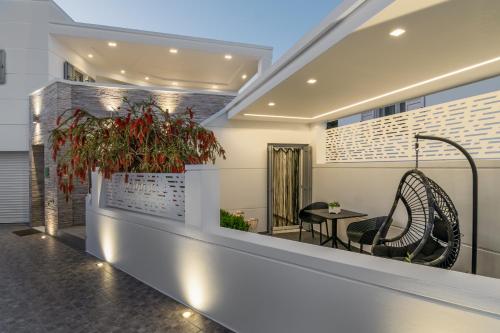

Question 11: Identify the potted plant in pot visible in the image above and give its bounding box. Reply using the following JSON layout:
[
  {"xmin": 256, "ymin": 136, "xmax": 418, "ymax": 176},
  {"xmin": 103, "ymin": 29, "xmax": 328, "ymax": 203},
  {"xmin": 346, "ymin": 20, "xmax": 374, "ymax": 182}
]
[
  {"xmin": 49, "ymin": 97, "xmax": 226, "ymax": 201},
  {"xmin": 220, "ymin": 209, "xmax": 250, "ymax": 231},
  {"xmin": 328, "ymin": 201, "xmax": 341, "ymax": 214}
]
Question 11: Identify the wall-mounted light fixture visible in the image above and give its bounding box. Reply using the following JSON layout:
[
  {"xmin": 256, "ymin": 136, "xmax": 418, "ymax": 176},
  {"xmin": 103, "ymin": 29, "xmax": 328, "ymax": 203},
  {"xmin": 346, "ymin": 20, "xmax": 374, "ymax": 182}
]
[
  {"xmin": 0, "ymin": 50, "xmax": 5, "ymax": 85},
  {"xmin": 33, "ymin": 114, "xmax": 41, "ymax": 124}
]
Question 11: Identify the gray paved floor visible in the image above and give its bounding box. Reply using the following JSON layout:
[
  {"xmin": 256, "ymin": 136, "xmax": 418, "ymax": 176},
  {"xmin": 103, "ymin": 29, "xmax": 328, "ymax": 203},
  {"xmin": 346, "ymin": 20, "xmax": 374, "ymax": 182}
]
[{"xmin": 0, "ymin": 224, "xmax": 231, "ymax": 333}]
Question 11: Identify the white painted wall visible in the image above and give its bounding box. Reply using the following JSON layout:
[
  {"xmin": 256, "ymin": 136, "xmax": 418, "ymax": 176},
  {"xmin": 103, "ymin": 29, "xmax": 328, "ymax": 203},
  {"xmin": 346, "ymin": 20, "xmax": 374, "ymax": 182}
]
[
  {"xmin": 310, "ymin": 119, "xmax": 500, "ymax": 278},
  {"xmin": 207, "ymin": 115, "xmax": 311, "ymax": 232},
  {"xmin": 87, "ymin": 172, "xmax": 500, "ymax": 332},
  {"xmin": 0, "ymin": 0, "xmax": 53, "ymax": 151},
  {"xmin": 0, "ymin": 0, "xmax": 76, "ymax": 151}
]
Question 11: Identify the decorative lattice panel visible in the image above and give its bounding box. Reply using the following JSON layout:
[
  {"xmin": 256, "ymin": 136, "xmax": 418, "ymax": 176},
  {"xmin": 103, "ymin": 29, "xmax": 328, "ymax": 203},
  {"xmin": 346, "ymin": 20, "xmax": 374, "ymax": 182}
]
[
  {"xmin": 325, "ymin": 91, "xmax": 500, "ymax": 162},
  {"xmin": 106, "ymin": 173, "xmax": 185, "ymax": 220}
]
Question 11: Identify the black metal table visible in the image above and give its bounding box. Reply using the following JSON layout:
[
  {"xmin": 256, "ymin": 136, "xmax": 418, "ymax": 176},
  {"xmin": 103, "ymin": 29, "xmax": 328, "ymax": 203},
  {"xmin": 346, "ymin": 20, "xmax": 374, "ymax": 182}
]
[{"xmin": 304, "ymin": 209, "xmax": 367, "ymax": 248}]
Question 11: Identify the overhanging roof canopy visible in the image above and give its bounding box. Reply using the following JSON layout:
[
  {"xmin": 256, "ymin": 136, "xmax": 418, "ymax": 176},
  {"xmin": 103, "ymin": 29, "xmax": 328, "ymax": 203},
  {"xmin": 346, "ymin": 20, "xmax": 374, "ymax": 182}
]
[
  {"xmin": 50, "ymin": 21, "xmax": 272, "ymax": 93},
  {"xmin": 224, "ymin": 0, "xmax": 500, "ymax": 123}
]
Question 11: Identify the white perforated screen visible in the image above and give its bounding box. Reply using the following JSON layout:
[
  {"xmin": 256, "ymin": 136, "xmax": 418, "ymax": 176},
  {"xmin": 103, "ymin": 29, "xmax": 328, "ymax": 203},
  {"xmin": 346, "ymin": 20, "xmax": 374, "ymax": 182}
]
[
  {"xmin": 106, "ymin": 173, "xmax": 185, "ymax": 220},
  {"xmin": 325, "ymin": 91, "xmax": 500, "ymax": 162}
]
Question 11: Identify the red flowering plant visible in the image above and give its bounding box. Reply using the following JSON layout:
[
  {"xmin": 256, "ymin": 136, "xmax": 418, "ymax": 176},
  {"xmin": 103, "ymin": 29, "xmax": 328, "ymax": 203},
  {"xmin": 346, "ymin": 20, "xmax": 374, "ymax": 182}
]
[{"xmin": 50, "ymin": 97, "xmax": 225, "ymax": 200}]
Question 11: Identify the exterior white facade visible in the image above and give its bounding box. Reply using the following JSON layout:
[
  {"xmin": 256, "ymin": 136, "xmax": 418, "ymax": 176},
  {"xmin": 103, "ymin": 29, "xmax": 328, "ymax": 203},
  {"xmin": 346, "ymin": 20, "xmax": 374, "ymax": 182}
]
[
  {"xmin": 0, "ymin": 0, "xmax": 272, "ymax": 152},
  {"xmin": 0, "ymin": 0, "xmax": 67, "ymax": 152},
  {"xmin": 2, "ymin": 0, "xmax": 500, "ymax": 330},
  {"xmin": 0, "ymin": 0, "xmax": 272, "ymax": 223}
]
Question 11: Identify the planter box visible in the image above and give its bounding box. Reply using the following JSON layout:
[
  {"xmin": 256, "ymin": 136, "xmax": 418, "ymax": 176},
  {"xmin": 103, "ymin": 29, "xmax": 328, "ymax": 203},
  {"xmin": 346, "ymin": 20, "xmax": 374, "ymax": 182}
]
[{"xmin": 105, "ymin": 173, "xmax": 185, "ymax": 221}]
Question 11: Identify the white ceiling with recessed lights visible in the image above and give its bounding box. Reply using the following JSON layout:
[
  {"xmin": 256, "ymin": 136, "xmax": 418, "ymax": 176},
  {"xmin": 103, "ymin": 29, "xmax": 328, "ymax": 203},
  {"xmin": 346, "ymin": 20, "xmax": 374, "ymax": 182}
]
[
  {"xmin": 233, "ymin": 0, "xmax": 500, "ymax": 122},
  {"xmin": 50, "ymin": 22, "xmax": 272, "ymax": 92}
]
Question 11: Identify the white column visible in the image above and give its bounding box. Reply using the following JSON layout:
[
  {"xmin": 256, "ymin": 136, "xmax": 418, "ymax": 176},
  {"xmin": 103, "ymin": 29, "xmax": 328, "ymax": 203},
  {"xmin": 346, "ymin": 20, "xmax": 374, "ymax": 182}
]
[
  {"xmin": 184, "ymin": 164, "xmax": 220, "ymax": 230},
  {"xmin": 88, "ymin": 171, "xmax": 108, "ymax": 210}
]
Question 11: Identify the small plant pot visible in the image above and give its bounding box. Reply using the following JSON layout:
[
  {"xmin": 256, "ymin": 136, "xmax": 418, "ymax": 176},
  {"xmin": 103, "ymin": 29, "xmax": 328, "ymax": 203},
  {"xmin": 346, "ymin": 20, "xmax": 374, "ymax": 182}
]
[{"xmin": 329, "ymin": 206, "xmax": 341, "ymax": 214}]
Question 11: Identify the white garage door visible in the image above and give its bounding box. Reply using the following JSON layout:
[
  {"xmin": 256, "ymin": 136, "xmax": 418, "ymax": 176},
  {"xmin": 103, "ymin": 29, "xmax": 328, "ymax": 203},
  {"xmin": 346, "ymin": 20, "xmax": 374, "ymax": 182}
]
[{"xmin": 0, "ymin": 152, "xmax": 29, "ymax": 223}]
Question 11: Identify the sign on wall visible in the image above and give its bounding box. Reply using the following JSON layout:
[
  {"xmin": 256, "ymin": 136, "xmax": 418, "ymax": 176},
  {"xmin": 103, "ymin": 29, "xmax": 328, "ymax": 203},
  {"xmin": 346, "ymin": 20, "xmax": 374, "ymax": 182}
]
[
  {"xmin": 325, "ymin": 91, "xmax": 500, "ymax": 162},
  {"xmin": 106, "ymin": 173, "xmax": 185, "ymax": 220}
]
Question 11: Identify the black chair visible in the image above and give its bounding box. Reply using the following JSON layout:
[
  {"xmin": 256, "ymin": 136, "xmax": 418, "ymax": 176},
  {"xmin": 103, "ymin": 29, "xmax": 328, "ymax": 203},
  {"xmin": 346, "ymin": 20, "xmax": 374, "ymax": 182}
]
[
  {"xmin": 346, "ymin": 216, "xmax": 390, "ymax": 253},
  {"xmin": 425, "ymin": 177, "xmax": 461, "ymax": 268},
  {"xmin": 299, "ymin": 202, "xmax": 329, "ymax": 244},
  {"xmin": 371, "ymin": 169, "xmax": 461, "ymax": 269}
]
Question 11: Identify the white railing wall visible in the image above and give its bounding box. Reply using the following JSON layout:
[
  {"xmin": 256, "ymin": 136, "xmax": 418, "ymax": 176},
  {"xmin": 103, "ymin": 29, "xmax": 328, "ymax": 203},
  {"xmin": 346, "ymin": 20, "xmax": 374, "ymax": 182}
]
[
  {"xmin": 86, "ymin": 163, "xmax": 500, "ymax": 332},
  {"xmin": 89, "ymin": 164, "xmax": 220, "ymax": 229},
  {"xmin": 325, "ymin": 90, "xmax": 500, "ymax": 162}
]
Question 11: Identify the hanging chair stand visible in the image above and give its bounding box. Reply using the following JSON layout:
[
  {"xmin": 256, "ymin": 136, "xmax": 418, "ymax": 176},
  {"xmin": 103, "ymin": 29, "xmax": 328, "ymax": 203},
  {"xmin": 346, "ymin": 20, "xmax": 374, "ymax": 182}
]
[{"xmin": 415, "ymin": 134, "xmax": 478, "ymax": 275}]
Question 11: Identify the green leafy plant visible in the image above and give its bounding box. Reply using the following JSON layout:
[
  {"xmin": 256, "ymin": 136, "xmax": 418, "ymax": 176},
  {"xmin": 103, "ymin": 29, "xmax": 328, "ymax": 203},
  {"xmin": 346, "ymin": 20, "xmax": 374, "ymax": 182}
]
[
  {"xmin": 220, "ymin": 209, "xmax": 250, "ymax": 231},
  {"xmin": 50, "ymin": 97, "xmax": 225, "ymax": 200},
  {"xmin": 329, "ymin": 201, "xmax": 340, "ymax": 208},
  {"xmin": 404, "ymin": 252, "xmax": 412, "ymax": 263}
]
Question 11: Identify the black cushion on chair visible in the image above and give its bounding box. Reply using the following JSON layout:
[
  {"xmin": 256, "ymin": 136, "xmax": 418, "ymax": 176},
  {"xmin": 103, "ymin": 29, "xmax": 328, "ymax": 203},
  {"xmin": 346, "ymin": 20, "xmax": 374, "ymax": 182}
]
[
  {"xmin": 432, "ymin": 216, "xmax": 449, "ymax": 242},
  {"xmin": 346, "ymin": 216, "xmax": 389, "ymax": 245},
  {"xmin": 372, "ymin": 239, "xmax": 445, "ymax": 263}
]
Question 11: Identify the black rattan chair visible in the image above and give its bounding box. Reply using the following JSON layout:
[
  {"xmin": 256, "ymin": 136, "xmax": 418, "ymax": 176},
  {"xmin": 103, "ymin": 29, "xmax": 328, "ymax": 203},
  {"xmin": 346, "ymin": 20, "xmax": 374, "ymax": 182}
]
[
  {"xmin": 346, "ymin": 216, "xmax": 390, "ymax": 253},
  {"xmin": 425, "ymin": 177, "xmax": 461, "ymax": 268},
  {"xmin": 371, "ymin": 169, "xmax": 461, "ymax": 269},
  {"xmin": 299, "ymin": 202, "xmax": 329, "ymax": 244}
]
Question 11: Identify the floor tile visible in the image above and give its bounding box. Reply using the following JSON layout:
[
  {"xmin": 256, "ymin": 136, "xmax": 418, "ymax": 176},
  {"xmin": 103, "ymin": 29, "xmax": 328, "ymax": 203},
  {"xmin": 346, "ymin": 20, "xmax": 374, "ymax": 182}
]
[{"xmin": 0, "ymin": 224, "xmax": 231, "ymax": 333}]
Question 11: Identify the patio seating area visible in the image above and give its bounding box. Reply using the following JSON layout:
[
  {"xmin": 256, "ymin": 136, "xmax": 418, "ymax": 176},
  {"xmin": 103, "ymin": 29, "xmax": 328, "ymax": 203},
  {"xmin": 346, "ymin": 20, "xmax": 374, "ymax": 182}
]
[{"xmin": 280, "ymin": 166, "xmax": 462, "ymax": 270}]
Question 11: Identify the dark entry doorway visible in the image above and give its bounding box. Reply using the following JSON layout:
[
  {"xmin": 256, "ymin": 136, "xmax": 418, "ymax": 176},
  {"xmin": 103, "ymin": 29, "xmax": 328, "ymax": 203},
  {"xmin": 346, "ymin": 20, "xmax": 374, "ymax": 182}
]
[
  {"xmin": 267, "ymin": 144, "xmax": 312, "ymax": 234},
  {"xmin": 30, "ymin": 144, "xmax": 45, "ymax": 227}
]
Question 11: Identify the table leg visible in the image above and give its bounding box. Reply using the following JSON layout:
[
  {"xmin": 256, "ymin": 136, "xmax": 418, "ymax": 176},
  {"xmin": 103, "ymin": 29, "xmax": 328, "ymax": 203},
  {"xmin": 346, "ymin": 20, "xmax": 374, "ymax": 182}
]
[
  {"xmin": 318, "ymin": 217, "xmax": 357, "ymax": 250},
  {"xmin": 331, "ymin": 219, "xmax": 338, "ymax": 248}
]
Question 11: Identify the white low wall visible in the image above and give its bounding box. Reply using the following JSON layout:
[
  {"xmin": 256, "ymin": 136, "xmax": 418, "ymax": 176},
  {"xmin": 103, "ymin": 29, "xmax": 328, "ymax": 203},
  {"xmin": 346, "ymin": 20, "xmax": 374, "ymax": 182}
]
[{"xmin": 87, "ymin": 169, "xmax": 500, "ymax": 332}]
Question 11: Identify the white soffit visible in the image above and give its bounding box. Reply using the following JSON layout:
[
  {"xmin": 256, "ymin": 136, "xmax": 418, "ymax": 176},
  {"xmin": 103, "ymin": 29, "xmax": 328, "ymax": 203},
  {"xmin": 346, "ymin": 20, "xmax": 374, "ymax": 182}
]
[
  {"xmin": 231, "ymin": 0, "xmax": 500, "ymax": 123},
  {"xmin": 49, "ymin": 22, "xmax": 272, "ymax": 92}
]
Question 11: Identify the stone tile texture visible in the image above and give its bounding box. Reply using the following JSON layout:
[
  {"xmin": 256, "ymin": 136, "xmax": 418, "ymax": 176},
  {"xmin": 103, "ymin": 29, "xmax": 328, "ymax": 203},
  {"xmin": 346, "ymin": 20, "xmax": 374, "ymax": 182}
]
[
  {"xmin": 29, "ymin": 82, "xmax": 234, "ymax": 235},
  {"xmin": 0, "ymin": 224, "xmax": 232, "ymax": 333}
]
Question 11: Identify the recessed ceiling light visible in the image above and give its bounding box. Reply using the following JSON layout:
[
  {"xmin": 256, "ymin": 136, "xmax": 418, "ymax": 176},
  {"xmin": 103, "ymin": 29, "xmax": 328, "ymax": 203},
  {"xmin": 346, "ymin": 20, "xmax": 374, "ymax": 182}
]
[
  {"xmin": 182, "ymin": 311, "xmax": 192, "ymax": 319},
  {"xmin": 172, "ymin": 82, "xmax": 178, "ymax": 86},
  {"xmin": 224, "ymin": 54, "xmax": 232, "ymax": 60},
  {"xmin": 307, "ymin": 78, "xmax": 317, "ymax": 84},
  {"xmin": 244, "ymin": 55, "xmax": 500, "ymax": 120},
  {"xmin": 389, "ymin": 28, "xmax": 406, "ymax": 37},
  {"xmin": 145, "ymin": 76, "xmax": 149, "ymax": 80},
  {"xmin": 87, "ymin": 54, "xmax": 93, "ymax": 58},
  {"xmin": 169, "ymin": 48, "xmax": 178, "ymax": 54},
  {"xmin": 108, "ymin": 41, "xmax": 117, "ymax": 47},
  {"xmin": 242, "ymin": 74, "xmax": 248, "ymax": 80},
  {"xmin": 212, "ymin": 85, "xmax": 218, "ymax": 89},
  {"xmin": 41, "ymin": 235, "xmax": 46, "ymax": 239},
  {"xmin": 120, "ymin": 70, "xmax": 126, "ymax": 74},
  {"xmin": 268, "ymin": 102, "xmax": 275, "ymax": 107},
  {"xmin": 96, "ymin": 262, "xmax": 104, "ymax": 268}
]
